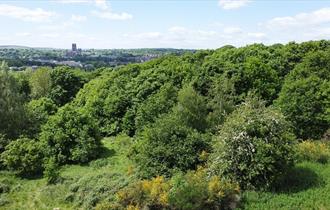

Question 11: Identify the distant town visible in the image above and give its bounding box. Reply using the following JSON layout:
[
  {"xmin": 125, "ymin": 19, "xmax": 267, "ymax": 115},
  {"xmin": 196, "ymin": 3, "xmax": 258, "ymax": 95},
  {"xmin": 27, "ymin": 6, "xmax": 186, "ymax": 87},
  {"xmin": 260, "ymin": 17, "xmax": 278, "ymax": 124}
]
[{"xmin": 0, "ymin": 44, "xmax": 193, "ymax": 70}]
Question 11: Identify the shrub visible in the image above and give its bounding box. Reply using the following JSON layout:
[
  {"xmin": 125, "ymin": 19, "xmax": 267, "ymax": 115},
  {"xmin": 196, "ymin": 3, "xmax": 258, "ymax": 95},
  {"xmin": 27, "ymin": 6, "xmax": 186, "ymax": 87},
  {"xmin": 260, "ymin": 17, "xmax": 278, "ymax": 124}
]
[
  {"xmin": 209, "ymin": 97, "xmax": 296, "ymax": 189},
  {"xmin": 168, "ymin": 168, "xmax": 240, "ymax": 210},
  {"xmin": 116, "ymin": 176, "xmax": 170, "ymax": 209},
  {"xmin": 43, "ymin": 157, "xmax": 61, "ymax": 184},
  {"xmin": 133, "ymin": 113, "xmax": 209, "ymax": 178},
  {"xmin": 40, "ymin": 105, "xmax": 102, "ymax": 164},
  {"xmin": 0, "ymin": 137, "xmax": 44, "ymax": 176},
  {"xmin": 113, "ymin": 168, "xmax": 240, "ymax": 210},
  {"xmin": 295, "ymin": 140, "xmax": 330, "ymax": 164}
]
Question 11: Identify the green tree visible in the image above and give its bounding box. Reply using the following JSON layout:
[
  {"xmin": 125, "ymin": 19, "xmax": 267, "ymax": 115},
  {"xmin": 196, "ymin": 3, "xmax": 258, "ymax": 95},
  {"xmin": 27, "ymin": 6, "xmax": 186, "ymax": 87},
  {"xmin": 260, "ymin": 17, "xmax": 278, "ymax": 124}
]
[
  {"xmin": 276, "ymin": 51, "xmax": 330, "ymax": 139},
  {"xmin": 174, "ymin": 85, "xmax": 208, "ymax": 132},
  {"xmin": 40, "ymin": 105, "xmax": 102, "ymax": 164},
  {"xmin": 26, "ymin": 97, "xmax": 57, "ymax": 137},
  {"xmin": 0, "ymin": 61, "xmax": 26, "ymax": 139},
  {"xmin": 29, "ymin": 67, "xmax": 51, "ymax": 99},
  {"xmin": 50, "ymin": 67, "xmax": 88, "ymax": 106}
]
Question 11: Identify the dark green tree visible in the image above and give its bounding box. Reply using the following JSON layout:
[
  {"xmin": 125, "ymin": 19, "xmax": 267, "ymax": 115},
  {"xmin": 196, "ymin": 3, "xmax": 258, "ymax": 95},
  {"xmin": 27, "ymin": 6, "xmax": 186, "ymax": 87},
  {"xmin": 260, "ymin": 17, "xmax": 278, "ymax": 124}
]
[
  {"xmin": 50, "ymin": 67, "xmax": 88, "ymax": 106},
  {"xmin": 0, "ymin": 61, "xmax": 26, "ymax": 139}
]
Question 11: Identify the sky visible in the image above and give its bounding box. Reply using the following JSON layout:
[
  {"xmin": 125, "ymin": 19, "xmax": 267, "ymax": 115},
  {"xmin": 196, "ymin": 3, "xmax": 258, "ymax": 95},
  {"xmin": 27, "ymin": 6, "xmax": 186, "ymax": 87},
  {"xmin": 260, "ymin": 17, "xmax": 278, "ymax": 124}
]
[{"xmin": 0, "ymin": 0, "xmax": 329, "ymax": 49}]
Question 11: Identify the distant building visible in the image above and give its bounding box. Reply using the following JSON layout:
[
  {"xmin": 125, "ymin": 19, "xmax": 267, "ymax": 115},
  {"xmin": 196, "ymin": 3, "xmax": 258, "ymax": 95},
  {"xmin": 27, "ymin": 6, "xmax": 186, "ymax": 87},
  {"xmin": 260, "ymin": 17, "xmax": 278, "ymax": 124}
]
[
  {"xmin": 66, "ymin": 43, "xmax": 81, "ymax": 57},
  {"xmin": 72, "ymin": 43, "xmax": 77, "ymax": 51}
]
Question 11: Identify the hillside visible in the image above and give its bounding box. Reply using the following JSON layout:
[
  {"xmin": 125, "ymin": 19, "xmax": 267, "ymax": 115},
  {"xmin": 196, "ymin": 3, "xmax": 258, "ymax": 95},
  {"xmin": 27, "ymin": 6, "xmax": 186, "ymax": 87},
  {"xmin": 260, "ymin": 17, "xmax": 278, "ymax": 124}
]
[{"xmin": 0, "ymin": 40, "xmax": 329, "ymax": 209}]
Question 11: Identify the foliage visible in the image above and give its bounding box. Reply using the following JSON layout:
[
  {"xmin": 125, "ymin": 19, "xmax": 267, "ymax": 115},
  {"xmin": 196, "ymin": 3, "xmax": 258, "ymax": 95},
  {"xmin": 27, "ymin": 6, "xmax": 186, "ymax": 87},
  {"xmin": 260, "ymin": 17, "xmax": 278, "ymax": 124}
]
[
  {"xmin": 206, "ymin": 74, "xmax": 236, "ymax": 132},
  {"xmin": 113, "ymin": 168, "xmax": 240, "ymax": 210},
  {"xmin": 0, "ymin": 134, "xmax": 9, "ymax": 169},
  {"xmin": 26, "ymin": 97, "xmax": 57, "ymax": 137},
  {"xmin": 40, "ymin": 105, "xmax": 102, "ymax": 164},
  {"xmin": 29, "ymin": 67, "xmax": 51, "ymax": 99},
  {"xmin": 295, "ymin": 140, "xmax": 330, "ymax": 164},
  {"xmin": 49, "ymin": 67, "xmax": 89, "ymax": 106},
  {"xmin": 134, "ymin": 83, "xmax": 178, "ymax": 133},
  {"xmin": 0, "ymin": 137, "xmax": 43, "ymax": 176},
  {"xmin": 115, "ymin": 176, "xmax": 170, "ymax": 209},
  {"xmin": 43, "ymin": 157, "xmax": 61, "ymax": 184},
  {"xmin": 133, "ymin": 113, "xmax": 210, "ymax": 178},
  {"xmin": 168, "ymin": 168, "xmax": 240, "ymax": 210},
  {"xmin": 209, "ymin": 97, "xmax": 296, "ymax": 189},
  {"xmin": 0, "ymin": 62, "xmax": 26, "ymax": 139},
  {"xmin": 276, "ymin": 50, "xmax": 330, "ymax": 139},
  {"xmin": 174, "ymin": 85, "xmax": 208, "ymax": 132}
]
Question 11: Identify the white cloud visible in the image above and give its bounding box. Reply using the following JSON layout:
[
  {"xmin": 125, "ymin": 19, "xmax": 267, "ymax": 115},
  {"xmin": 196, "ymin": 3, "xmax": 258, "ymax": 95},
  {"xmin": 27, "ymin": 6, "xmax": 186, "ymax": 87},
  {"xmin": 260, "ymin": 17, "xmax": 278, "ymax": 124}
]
[
  {"xmin": 15, "ymin": 32, "xmax": 32, "ymax": 37},
  {"xmin": 55, "ymin": 0, "xmax": 90, "ymax": 3},
  {"xmin": 91, "ymin": 10, "xmax": 132, "ymax": 20},
  {"xmin": 224, "ymin": 27, "xmax": 242, "ymax": 34},
  {"xmin": 41, "ymin": 33, "xmax": 60, "ymax": 38},
  {"xmin": 95, "ymin": 0, "xmax": 108, "ymax": 10},
  {"xmin": 133, "ymin": 32, "xmax": 162, "ymax": 39},
  {"xmin": 247, "ymin": 32, "xmax": 266, "ymax": 39},
  {"xmin": 71, "ymin": 14, "xmax": 87, "ymax": 22},
  {"xmin": 0, "ymin": 4, "xmax": 56, "ymax": 22},
  {"xmin": 168, "ymin": 26, "xmax": 187, "ymax": 34},
  {"xmin": 266, "ymin": 7, "xmax": 330, "ymax": 29},
  {"xmin": 55, "ymin": 0, "xmax": 108, "ymax": 9},
  {"xmin": 218, "ymin": 0, "xmax": 251, "ymax": 10}
]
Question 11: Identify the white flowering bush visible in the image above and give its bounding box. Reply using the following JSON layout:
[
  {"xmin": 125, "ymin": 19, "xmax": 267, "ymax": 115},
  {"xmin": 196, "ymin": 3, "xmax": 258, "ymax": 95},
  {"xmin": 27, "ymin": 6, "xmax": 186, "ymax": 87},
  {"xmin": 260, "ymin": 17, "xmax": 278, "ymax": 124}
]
[{"xmin": 209, "ymin": 97, "xmax": 296, "ymax": 189}]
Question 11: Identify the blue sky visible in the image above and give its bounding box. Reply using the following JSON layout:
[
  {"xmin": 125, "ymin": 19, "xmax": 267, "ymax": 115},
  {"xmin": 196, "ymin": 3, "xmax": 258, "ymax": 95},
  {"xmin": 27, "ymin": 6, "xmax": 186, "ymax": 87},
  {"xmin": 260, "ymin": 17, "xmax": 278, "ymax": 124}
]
[{"xmin": 0, "ymin": 0, "xmax": 329, "ymax": 49}]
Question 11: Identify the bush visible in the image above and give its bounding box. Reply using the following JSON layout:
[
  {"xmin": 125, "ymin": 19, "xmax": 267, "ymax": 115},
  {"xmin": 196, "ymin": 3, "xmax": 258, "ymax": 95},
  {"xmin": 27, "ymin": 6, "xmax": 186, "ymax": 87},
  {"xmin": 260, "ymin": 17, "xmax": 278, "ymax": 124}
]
[
  {"xmin": 43, "ymin": 157, "xmax": 61, "ymax": 184},
  {"xmin": 116, "ymin": 176, "xmax": 170, "ymax": 209},
  {"xmin": 295, "ymin": 140, "xmax": 330, "ymax": 164},
  {"xmin": 133, "ymin": 113, "xmax": 209, "ymax": 178},
  {"xmin": 168, "ymin": 168, "xmax": 240, "ymax": 210},
  {"xmin": 113, "ymin": 168, "xmax": 240, "ymax": 210},
  {"xmin": 209, "ymin": 97, "xmax": 296, "ymax": 189},
  {"xmin": 0, "ymin": 134, "xmax": 10, "ymax": 169},
  {"xmin": 40, "ymin": 105, "xmax": 102, "ymax": 164},
  {"xmin": 0, "ymin": 137, "xmax": 44, "ymax": 176}
]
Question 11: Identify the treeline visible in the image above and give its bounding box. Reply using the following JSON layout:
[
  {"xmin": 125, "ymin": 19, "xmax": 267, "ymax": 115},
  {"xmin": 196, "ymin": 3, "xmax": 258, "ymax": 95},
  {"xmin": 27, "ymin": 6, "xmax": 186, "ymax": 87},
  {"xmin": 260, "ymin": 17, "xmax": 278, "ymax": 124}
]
[{"xmin": 0, "ymin": 40, "xmax": 329, "ymax": 209}]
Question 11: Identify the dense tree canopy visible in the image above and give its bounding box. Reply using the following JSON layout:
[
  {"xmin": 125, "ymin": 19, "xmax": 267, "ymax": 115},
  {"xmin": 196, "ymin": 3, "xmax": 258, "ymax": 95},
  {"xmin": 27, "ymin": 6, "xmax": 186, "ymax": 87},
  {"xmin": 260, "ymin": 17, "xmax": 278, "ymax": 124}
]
[{"xmin": 276, "ymin": 50, "xmax": 330, "ymax": 139}]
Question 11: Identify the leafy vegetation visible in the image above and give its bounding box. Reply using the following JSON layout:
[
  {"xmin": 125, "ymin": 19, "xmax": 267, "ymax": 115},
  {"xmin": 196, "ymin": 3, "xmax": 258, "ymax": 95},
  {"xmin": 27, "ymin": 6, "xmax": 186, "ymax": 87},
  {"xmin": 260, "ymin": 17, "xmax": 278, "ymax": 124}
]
[
  {"xmin": 0, "ymin": 40, "xmax": 329, "ymax": 209},
  {"xmin": 209, "ymin": 97, "xmax": 296, "ymax": 189},
  {"xmin": 40, "ymin": 104, "xmax": 102, "ymax": 164}
]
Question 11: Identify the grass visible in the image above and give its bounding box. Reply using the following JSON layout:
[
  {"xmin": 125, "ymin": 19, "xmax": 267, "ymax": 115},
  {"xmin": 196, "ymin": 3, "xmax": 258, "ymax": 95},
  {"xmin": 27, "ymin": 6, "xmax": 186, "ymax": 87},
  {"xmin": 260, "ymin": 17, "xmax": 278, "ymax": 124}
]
[
  {"xmin": 1, "ymin": 136, "xmax": 330, "ymax": 209},
  {"xmin": 240, "ymin": 161, "xmax": 330, "ymax": 210},
  {"xmin": 0, "ymin": 135, "xmax": 136, "ymax": 210}
]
